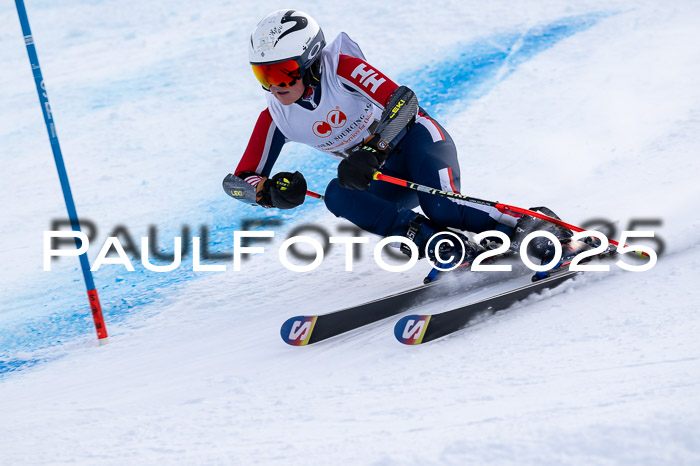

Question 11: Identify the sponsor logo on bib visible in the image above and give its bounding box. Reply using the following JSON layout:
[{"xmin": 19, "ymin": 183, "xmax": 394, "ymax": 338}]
[{"xmin": 312, "ymin": 108, "xmax": 347, "ymax": 138}]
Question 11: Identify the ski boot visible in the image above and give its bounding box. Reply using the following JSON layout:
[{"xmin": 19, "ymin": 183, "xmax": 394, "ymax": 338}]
[
  {"xmin": 400, "ymin": 214, "xmax": 485, "ymax": 284},
  {"xmin": 508, "ymin": 206, "xmax": 573, "ymax": 259},
  {"xmin": 505, "ymin": 206, "xmax": 588, "ymax": 281},
  {"xmin": 531, "ymin": 236, "xmax": 600, "ymax": 281}
]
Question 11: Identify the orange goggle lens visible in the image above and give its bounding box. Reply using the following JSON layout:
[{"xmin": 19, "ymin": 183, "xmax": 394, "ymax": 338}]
[{"xmin": 251, "ymin": 60, "xmax": 302, "ymax": 90}]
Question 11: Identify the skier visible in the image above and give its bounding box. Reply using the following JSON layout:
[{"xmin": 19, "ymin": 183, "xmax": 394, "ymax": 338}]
[{"xmin": 223, "ymin": 9, "xmax": 571, "ymax": 268}]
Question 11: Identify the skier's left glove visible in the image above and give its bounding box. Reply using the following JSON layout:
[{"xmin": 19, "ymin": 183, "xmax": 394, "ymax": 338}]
[
  {"xmin": 256, "ymin": 171, "xmax": 307, "ymax": 209},
  {"xmin": 337, "ymin": 136, "xmax": 387, "ymax": 190}
]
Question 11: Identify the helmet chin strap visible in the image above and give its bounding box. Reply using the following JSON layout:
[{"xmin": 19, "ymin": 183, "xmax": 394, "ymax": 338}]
[{"xmin": 303, "ymin": 58, "xmax": 322, "ymax": 88}]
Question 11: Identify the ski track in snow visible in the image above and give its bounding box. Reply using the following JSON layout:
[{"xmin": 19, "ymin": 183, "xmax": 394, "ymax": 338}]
[{"xmin": 1, "ymin": 0, "xmax": 700, "ymax": 464}]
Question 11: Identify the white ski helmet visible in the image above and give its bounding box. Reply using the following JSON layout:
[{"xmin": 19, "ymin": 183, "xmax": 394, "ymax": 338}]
[{"xmin": 249, "ymin": 10, "xmax": 325, "ymax": 90}]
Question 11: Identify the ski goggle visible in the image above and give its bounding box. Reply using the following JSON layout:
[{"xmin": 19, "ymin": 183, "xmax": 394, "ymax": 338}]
[{"xmin": 251, "ymin": 60, "xmax": 302, "ymax": 90}]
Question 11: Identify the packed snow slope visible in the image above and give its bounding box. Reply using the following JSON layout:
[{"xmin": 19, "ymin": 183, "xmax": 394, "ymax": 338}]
[{"xmin": 1, "ymin": 0, "xmax": 700, "ymax": 464}]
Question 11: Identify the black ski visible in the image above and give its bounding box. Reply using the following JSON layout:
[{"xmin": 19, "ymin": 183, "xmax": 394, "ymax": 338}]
[
  {"xmin": 394, "ymin": 270, "xmax": 580, "ymax": 344},
  {"xmin": 280, "ymin": 260, "xmax": 523, "ymax": 346},
  {"xmin": 280, "ymin": 281, "xmax": 441, "ymax": 345}
]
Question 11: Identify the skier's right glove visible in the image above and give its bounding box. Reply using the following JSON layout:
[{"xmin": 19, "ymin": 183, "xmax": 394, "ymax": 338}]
[
  {"xmin": 256, "ymin": 171, "xmax": 307, "ymax": 209},
  {"xmin": 337, "ymin": 136, "xmax": 387, "ymax": 190}
]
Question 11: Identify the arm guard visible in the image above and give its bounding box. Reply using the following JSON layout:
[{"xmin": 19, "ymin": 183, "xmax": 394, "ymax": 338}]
[
  {"xmin": 222, "ymin": 173, "xmax": 258, "ymax": 206},
  {"xmin": 373, "ymin": 85, "xmax": 419, "ymax": 152}
]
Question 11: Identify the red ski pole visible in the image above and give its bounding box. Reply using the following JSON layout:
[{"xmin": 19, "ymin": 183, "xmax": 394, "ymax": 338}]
[
  {"xmin": 306, "ymin": 190, "xmax": 324, "ymax": 200},
  {"xmin": 372, "ymin": 172, "xmax": 625, "ymax": 247},
  {"xmin": 306, "ymin": 171, "xmax": 648, "ymax": 256}
]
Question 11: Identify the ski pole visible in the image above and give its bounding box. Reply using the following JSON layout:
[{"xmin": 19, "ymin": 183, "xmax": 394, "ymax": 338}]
[
  {"xmin": 372, "ymin": 172, "xmax": 628, "ymax": 248},
  {"xmin": 307, "ymin": 171, "xmax": 647, "ymax": 255},
  {"xmin": 306, "ymin": 190, "xmax": 323, "ymax": 200},
  {"xmin": 306, "ymin": 172, "xmax": 599, "ymax": 238}
]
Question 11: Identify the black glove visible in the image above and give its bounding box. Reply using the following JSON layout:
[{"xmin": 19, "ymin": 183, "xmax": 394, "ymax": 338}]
[
  {"xmin": 257, "ymin": 171, "xmax": 307, "ymax": 209},
  {"xmin": 338, "ymin": 139, "xmax": 387, "ymax": 190}
]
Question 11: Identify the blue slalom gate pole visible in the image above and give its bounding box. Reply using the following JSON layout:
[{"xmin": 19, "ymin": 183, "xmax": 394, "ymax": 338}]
[{"xmin": 15, "ymin": 0, "xmax": 109, "ymax": 344}]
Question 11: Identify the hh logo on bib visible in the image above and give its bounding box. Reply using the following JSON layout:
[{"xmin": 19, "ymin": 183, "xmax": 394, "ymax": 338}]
[{"xmin": 312, "ymin": 108, "xmax": 347, "ymax": 138}]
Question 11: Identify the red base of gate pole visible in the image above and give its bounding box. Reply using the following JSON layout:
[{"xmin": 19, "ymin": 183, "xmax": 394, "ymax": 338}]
[{"xmin": 87, "ymin": 289, "xmax": 109, "ymax": 345}]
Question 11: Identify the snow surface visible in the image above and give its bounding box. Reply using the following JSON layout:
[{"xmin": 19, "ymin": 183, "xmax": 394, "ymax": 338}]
[{"xmin": 1, "ymin": 0, "xmax": 700, "ymax": 464}]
